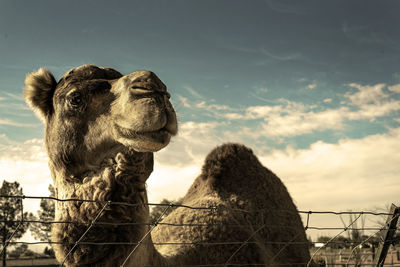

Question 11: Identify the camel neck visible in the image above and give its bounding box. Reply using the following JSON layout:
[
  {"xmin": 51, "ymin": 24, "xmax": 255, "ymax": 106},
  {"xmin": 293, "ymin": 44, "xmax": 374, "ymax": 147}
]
[{"xmin": 50, "ymin": 150, "xmax": 156, "ymax": 266}]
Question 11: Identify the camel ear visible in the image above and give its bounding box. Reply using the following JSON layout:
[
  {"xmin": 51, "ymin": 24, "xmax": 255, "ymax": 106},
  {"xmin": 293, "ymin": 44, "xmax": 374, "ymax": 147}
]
[{"xmin": 24, "ymin": 68, "xmax": 57, "ymax": 122}]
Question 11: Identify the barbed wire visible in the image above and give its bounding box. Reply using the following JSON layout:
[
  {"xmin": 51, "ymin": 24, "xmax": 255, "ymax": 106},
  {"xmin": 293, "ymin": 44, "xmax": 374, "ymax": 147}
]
[
  {"xmin": 0, "ymin": 194, "xmax": 396, "ymax": 216},
  {"xmin": 5, "ymin": 258, "xmax": 400, "ymax": 267},
  {"xmin": 60, "ymin": 201, "xmax": 110, "ymax": 266},
  {"xmin": 0, "ymin": 219, "xmax": 396, "ymax": 232},
  {"xmin": 0, "ymin": 194, "xmax": 399, "ymax": 267}
]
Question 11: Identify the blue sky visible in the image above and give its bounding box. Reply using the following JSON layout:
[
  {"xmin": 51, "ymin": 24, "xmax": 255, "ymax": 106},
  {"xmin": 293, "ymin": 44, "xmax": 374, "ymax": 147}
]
[{"xmin": 0, "ymin": 0, "xmax": 399, "ymax": 241}]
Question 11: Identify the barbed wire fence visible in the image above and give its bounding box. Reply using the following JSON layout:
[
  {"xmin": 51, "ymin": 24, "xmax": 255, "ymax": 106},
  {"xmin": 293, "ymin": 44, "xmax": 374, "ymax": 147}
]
[{"xmin": 0, "ymin": 195, "xmax": 399, "ymax": 267}]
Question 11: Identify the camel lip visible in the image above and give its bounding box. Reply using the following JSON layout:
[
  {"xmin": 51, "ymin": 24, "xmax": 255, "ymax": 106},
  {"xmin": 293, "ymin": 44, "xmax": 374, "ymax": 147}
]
[
  {"xmin": 114, "ymin": 123, "xmax": 172, "ymax": 140},
  {"xmin": 130, "ymin": 86, "xmax": 170, "ymax": 98}
]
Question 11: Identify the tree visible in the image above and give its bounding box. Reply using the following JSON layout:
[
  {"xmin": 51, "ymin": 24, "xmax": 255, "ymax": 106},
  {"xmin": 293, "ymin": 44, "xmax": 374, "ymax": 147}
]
[
  {"xmin": 7, "ymin": 243, "xmax": 28, "ymax": 258},
  {"xmin": 30, "ymin": 184, "xmax": 55, "ymax": 255},
  {"xmin": 375, "ymin": 204, "xmax": 400, "ymax": 247},
  {"xmin": 149, "ymin": 198, "xmax": 183, "ymax": 224},
  {"xmin": 7, "ymin": 243, "xmax": 35, "ymax": 258},
  {"xmin": 43, "ymin": 246, "xmax": 55, "ymax": 257},
  {"xmin": 0, "ymin": 180, "xmax": 31, "ymax": 266}
]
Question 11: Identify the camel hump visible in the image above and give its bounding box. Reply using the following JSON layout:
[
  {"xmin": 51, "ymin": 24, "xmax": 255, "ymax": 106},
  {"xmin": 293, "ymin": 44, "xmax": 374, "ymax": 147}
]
[{"xmin": 200, "ymin": 143, "xmax": 266, "ymax": 185}]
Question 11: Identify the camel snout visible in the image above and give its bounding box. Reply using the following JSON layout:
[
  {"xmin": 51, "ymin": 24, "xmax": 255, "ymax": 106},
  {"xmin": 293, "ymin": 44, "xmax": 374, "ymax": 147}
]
[{"xmin": 125, "ymin": 70, "xmax": 167, "ymax": 93}]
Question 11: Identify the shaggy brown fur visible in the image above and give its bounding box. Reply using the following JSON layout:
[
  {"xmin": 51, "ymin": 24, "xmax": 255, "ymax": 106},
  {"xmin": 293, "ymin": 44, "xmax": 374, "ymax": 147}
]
[
  {"xmin": 153, "ymin": 143, "xmax": 311, "ymax": 266},
  {"xmin": 24, "ymin": 65, "xmax": 312, "ymax": 266}
]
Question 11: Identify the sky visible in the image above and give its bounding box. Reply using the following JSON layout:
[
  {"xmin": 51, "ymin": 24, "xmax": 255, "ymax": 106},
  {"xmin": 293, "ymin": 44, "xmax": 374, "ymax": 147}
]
[{"xmin": 0, "ymin": 0, "xmax": 399, "ymax": 244}]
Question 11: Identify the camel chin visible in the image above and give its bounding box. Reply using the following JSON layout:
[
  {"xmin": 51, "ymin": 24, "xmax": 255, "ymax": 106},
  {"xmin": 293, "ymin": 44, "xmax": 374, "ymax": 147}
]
[{"xmin": 115, "ymin": 127, "xmax": 173, "ymax": 152}]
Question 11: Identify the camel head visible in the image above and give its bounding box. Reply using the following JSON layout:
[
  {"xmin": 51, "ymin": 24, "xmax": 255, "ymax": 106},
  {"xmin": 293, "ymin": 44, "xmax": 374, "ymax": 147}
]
[
  {"xmin": 23, "ymin": 65, "xmax": 177, "ymax": 265},
  {"xmin": 24, "ymin": 64, "xmax": 177, "ymax": 177}
]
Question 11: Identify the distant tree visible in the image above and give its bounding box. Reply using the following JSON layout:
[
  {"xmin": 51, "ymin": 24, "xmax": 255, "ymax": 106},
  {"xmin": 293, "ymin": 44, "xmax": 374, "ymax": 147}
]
[
  {"xmin": 149, "ymin": 198, "xmax": 183, "ymax": 224},
  {"xmin": 30, "ymin": 185, "xmax": 55, "ymax": 255},
  {"xmin": 307, "ymin": 235, "xmax": 314, "ymax": 248},
  {"xmin": 43, "ymin": 246, "xmax": 55, "ymax": 257},
  {"xmin": 0, "ymin": 180, "xmax": 31, "ymax": 266},
  {"xmin": 7, "ymin": 243, "xmax": 28, "ymax": 258},
  {"xmin": 375, "ymin": 204, "xmax": 400, "ymax": 246},
  {"xmin": 316, "ymin": 235, "xmax": 331, "ymax": 244}
]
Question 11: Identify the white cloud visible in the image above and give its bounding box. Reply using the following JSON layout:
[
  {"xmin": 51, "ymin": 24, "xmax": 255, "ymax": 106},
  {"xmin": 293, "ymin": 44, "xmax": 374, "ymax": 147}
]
[
  {"xmin": 1, "ymin": 124, "xmax": 399, "ymax": 241},
  {"xmin": 259, "ymin": 127, "xmax": 400, "ymax": 211},
  {"xmin": 3, "ymin": 92, "xmax": 23, "ymax": 101},
  {"xmin": 184, "ymin": 86, "xmax": 202, "ymax": 99},
  {"xmin": 151, "ymin": 120, "xmax": 400, "ymax": 214},
  {"xmin": 388, "ymin": 83, "xmax": 400, "ymax": 93},
  {"xmin": 0, "ymin": 137, "xmax": 52, "ymax": 213},
  {"xmin": 149, "ymin": 124, "xmax": 400, "ymax": 238},
  {"xmin": 260, "ymin": 108, "xmax": 345, "ymax": 137},
  {"xmin": 195, "ymin": 101, "xmax": 231, "ymax": 111},
  {"xmin": 0, "ymin": 118, "xmax": 38, "ymax": 127},
  {"xmin": 177, "ymin": 95, "xmax": 191, "ymax": 108},
  {"xmin": 147, "ymin": 164, "xmax": 200, "ymax": 203},
  {"xmin": 306, "ymin": 81, "xmax": 317, "ymax": 90},
  {"xmin": 220, "ymin": 83, "xmax": 400, "ymax": 138},
  {"xmin": 345, "ymin": 83, "xmax": 388, "ymax": 106},
  {"xmin": 0, "ymin": 102, "xmax": 30, "ymax": 111},
  {"xmin": 346, "ymin": 100, "xmax": 400, "ymax": 121},
  {"xmin": 155, "ymin": 121, "xmax": 224, "ymax": 166}
]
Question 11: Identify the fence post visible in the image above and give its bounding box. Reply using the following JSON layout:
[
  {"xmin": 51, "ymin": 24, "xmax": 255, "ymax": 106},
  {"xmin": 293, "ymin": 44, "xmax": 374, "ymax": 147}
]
[{"xmin": 373, "ymin": 204, "xmax": 400, "ymax": 267}]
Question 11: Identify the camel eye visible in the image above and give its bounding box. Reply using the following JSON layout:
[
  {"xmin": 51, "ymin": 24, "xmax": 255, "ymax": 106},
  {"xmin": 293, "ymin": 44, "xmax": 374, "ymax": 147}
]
[{"xmin": 67, "ymin": 91, "xmax": 84, "ymax": 108}]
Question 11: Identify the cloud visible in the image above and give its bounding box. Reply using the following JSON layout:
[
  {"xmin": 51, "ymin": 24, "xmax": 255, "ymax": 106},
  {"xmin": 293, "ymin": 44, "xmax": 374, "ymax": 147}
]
[
  {"xmin": 305, "ymin": 81, "xmax": 317, "ymax": 90},
  {"xmin": 2, "ymin": 92, "xmax": 23, "ymax": 101},
  {"xmin": 0, "ymin": 118, "xmax": 38, "ymax": 127},
  {"xmin": 260, "ymin": 108, "xmax": 345, "ymax": 138},
  {"xmin": 155, "ymin": 121, "xmax": 224, "ymax": 166},
  {"xmin": 0, "ymin": 103, "xmax": 31, "ymax": 111},
  {"xmin": 388, "ymin": 83, "xmax": 400, "ymax": 93},
  {"xmin": 195, "ymin": 101, "xmax": 231, "ymax": 111},
  {"xmin": 1, "ymin": 123, "xmax": 399, "ymax": 241},
  {"xmin": 174, "ymin": 93, "xmax": 234, "ymax": 119},
  {"xmin": 259, "ymin": 127, "xmax": 400, "ymax": 211},
  {"xmin": 345, "ymin": 83, "xmax": 388, "ymax": 106},
  {"xmin": 147, "ymin": 164, "xmax": 200, "ymax": 203},
  {"xmin": 184, "ymin": 86, "xmax": 203, "ymax": 99},
  {"xmin": 221, "ymin": 83, "xmax": 400, "ymax": 138},
  {"xmin": 346, "ymin": 100, "xmax": 400, "ymax": 121},
  {"xmin": 149, "ymin": 123, "xmax": 400, "ymax": 238},
  {"xmin": 177, "ymin": 95, "xmax": 191, "ymax": 108},
  {"xmin": 260, "ymin": 47, "xmax": 302, "ymax": 61},
  {"xmin": 0, "ymin": 137, "xmax": 52, "ymax": 213}
]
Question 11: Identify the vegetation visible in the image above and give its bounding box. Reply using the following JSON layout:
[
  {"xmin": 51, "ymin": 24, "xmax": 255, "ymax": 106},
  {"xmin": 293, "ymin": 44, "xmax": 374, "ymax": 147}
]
[
  {"xmin": 0, "ymin": 180, "xmax": 32, "ymax": 266},
  {"xmin": 30, "ymin": 185, "xmax": 55, "ymax": 242},
  {"xmin": 149, "ymin": 198, "xmax": 183, "ymax": 224},
  {"xmin": 30, "ymin": 185, "xmax": 55, "ymax": 256},
  {"xmin": 7, "ymin": 243, "xmax": 37, "ymax": 258}
]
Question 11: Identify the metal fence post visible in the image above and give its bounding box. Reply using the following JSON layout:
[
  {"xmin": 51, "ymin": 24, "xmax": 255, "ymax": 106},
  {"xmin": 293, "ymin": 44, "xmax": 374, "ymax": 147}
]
[{"xmin": 373, "ymin": 204, "xmax": 400, "ymax": 267}]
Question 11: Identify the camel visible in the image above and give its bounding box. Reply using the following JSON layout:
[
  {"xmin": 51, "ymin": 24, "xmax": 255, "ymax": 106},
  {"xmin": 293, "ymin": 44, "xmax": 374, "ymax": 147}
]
[{"xmin": 24, "ymin": 64, "xmax": 313, "ymax": 266}]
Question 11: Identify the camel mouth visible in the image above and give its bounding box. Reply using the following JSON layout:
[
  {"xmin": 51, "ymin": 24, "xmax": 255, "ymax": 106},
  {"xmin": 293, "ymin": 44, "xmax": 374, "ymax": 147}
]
[
  {"xmin": 114, "ymin": 123, "xmax": 172, "ymax": 145},
  {"xmin": 130, "ymin": 81, "xmax": 170, "ymax": 98}
]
